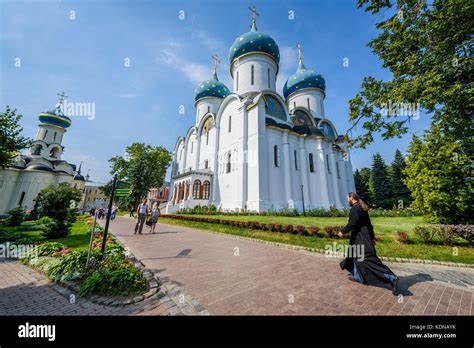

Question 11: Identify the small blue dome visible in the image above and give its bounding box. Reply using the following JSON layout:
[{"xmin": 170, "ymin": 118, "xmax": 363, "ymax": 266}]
[
  {"xmin": 283, "ymin": 66, "xmax": 325, "ymax": 99},
  {"xmin": 39, "ymin": 109, "xmax": 71, "ymax": 128},
  {"xmin": 229, "ymin": 25, "xmax": 280, "ymax": 68},
  {"xmin": 194, "ymin": 74, "xmax": 230, "ymax": 103}
]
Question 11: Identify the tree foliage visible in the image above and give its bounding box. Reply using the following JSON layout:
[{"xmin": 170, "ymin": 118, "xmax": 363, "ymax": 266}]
[
  {"xmin": 371, "ymin": 153, "xmax": 393, "ymax": 207},
  {"xmin": 354, "ymin": 168, "xmax": 373, "ymax": 206},
  {"xmin": 349, "ymin": 0, "xmax": 473, "ymax": 148},
  {"xmin": 108, "ymin": 143, "xmax": 171, "ymax": 208},
  {"xmin": 36, "ymin": 183, "xmax": 82, "ymax": 222},
  {"xmin": 390, "ymin": 149, "xmax": 411, "ymax": 204},
  {"xmin": 405, "ymin": 124, "xmax": 472, "ymax": 224},
  {"xmin": 0, "ymin": 106, "xmax": 30, "ymax": 168}
]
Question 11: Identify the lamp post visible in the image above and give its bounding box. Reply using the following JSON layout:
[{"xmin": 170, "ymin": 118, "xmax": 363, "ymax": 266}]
[
  {"xmin": 100, "ymin": 174, "xmax": 117, "ymax": 259},
  {"xmin": 300, "ymin": 184, "xmax": 306, "ymax": 216}
]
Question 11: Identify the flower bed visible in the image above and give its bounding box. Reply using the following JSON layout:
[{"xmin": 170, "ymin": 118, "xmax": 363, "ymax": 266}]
[
  {"xmin": 21, "ymin": 230, "xmax": 147, "ymax": 297},
  {"xmin": 164, "ymin": 214, "xmax": 350, "ymax": 239}
]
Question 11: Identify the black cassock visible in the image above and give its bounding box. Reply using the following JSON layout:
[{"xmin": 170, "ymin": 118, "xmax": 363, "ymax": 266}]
[{"xmin": 340, "ymin": 203, "xmax": 397, "ymax": 285}]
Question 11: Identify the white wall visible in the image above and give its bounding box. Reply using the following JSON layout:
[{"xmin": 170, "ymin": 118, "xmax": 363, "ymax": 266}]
[
  {"xmin": 287, "ymin": 89, "xmax": 325, "ymax": 119},
  {"xmin": 231, "ymin": 54, "xmax": 277, "ymax": 95}
]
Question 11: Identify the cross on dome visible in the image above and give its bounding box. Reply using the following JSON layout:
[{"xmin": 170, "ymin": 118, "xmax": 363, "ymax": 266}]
[
  {"xmin": 211, "ymin": 54, "xmax": 220, "ymax": 79},
  {"xmin": 56, "ymin": 92, "xmax": 68, "ymax": 113},
  {"xmin": 248, "ymin": 5, "xmax": 259, "ymax": 31},
  {"xmin": 296, "ymin": 43, "xmax": 306, "ymax": 70}
]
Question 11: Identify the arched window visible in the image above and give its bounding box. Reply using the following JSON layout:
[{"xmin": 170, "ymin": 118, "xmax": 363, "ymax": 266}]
[
  {"xmin": 228, "ymin": 116, "xmax": 232, "ymax": 133},
  {"xmin": 273, "ymin": 145, "xmax": 280, "ymax": 167},
  {"xmin": 202, "ymin": 181, "xmax": 210, "ymax": 200},
  {"xmin": 32, "ymin": 144, "xmax": 42, "ymax": 155},
  {"xmin": 309, "ymin": 153, "xmax": 315, "ymax": 172},
  {"xmin": 251, "ymin": 65, "xmax": 254, "ymax": 85},
  {"xmin": 226, "ymin": 152, "xmax": 232, "ymax": 173},
  {"xmin": 264, "ymin": 95, "xmax": 286, "ymax": 121},
  {"xmin": 294, "ymin": 150, "xmax": 298, "ymax": 170},
  {"xmin": 193, "ymin": 180, "xmax": 201, "ymax": 199}
]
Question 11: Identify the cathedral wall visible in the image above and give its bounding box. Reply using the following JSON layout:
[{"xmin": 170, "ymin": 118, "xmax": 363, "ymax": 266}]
[
  {"xmin": 176, "ymin": 141, "xmax": 185, "ymax": 175},
  {"xmin": 287, "ymin": 90, "xmax": 325, "ymax": 119},
  {"xmin": 0, "ymin": 169, "xmax": 20, "ymax": 214},
  {"xmin": 215, "ymin": 100, "xmax": 242, "ymax": 210},
  {"xmin": 198, "ymin": 127, "xmax": 216, "ymax": 170},
  {"xmin": 265, "ymin": 128, "xmax": 287, "ymax": 210},
  {"xmin": 231, "ymin": 55, "xmax": 277, "ymax": 95},
  {"xmin": 196, "ymin": 99, "xmax": 221, "ymax": 126},
  {"xmin": 184, "ymin": 131, "xmax": 197, "ymax": 172},
  {"xmin": 287, "ymin": 134, "xmax": 303, "ymax": 210}
]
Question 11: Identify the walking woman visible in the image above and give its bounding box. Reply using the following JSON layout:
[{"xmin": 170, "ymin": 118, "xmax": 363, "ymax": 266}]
[
  {"xmin": 338, "ymin": 192, "xmax": 399, "ymax": 295},
  {"xmin": 149, "ymin": 203, "xmax": 160, "ymax": 234}
]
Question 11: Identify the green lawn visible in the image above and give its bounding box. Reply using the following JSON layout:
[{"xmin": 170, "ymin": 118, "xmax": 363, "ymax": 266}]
[
  {"xmin": 0, "ymin": 218, "xmax": 92, "ymax": 251},
  {"xmin": 160, "ymin": 215, "xmax": 474, "ymax": 264}
]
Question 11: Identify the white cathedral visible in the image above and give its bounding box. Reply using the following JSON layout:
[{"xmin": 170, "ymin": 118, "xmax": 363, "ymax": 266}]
[{"xmin": 166, "ymin": 9, "xmax": 356, "ymax": 214}]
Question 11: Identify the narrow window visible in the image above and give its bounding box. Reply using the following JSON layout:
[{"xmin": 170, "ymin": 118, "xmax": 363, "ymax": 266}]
[
  {"xmin": 203, "ymin": 181, "xmax": 210, "ymax": 199},
  {"xmin": 236, "ymin": 71, "xmax": 239, "ymax": 90},
  {"xmin": 273, "ymin": 145, "xmax": 280, "ymax": 167},
  {"xmin": 293, "ymin": 102, "xmax": 296, "ymax": 110},
  {"xmin": 18, "ymin": 192, "xmax": 25, "ymax": 207},
  {"xmin": 307, "ymin": 98, "xmax": 310, "ymax": 111},
  {"xmin": 179, "ymin": 149, "xmax": 182, "ymax": 160},
  {"xmin": 226, "ymin": 153, "xmax": 232, "ymax": 173},
  {"xmin": 326, "ymin": 154, "xmax": 331, "ymax": 173},
  {"xmin": 206, "ymin": 132, "xmax": 209, "ymax": 145},
  {"xmin": 336, "ymin": 162, "xmax": 341, "ymax": 179},
  {"xmin": 251, "ymin": 65, "xmax": 254, "ymax": 85},
  {"xmin": 43, "ymin": 130, "xmax": 48, "ymax": 140},
  {"xmin": 191, "ymin": 141, "xmax": 193, "ymax": 153},
  {"xmin": 267, "ymin": 68, "xmax": 270, "ymax": 88},
  {"xmin": 53, "ymin": 132, "xmax": 57, "ymax": 143},
  {"xmin": 294, "ymin": 150, "xmax": 298, "ymax": 170},
  {"xmin": 228, "ymin": 116, "xmax": 232, "ymax": 133},
  {"xmin": 207, "ymin": 105, "xmax": 210, "ymax": 113},
  {"xmin": 309, "ymin": 153, "xmax": 315, "ymax": 172},
  {"xmin": 204, "ymin": 160, "xmax": 209, "ymax": 169},
  {"xmin": 320, "ymin": 100, "xmax": 324, "ymax": 115}
]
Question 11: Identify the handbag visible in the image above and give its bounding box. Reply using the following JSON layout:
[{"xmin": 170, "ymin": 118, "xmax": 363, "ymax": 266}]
[{"xmin": 145, "ymin": 219, "xmax": 152, "ymax": 227}]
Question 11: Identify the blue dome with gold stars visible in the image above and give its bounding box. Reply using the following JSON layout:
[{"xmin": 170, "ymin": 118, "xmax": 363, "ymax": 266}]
[
  {"xmin": 194, "ymin": 72, "xmax": 230, "ymax": 104},
  {"xmin": 38, "ymin": 109, "xmax": 72, "ymax": 129},
  {"xmin": 229, "ymin": 21, "xmax": 280, "ymax": 70},
  {"xmin": 283, "ymin": 46, "xmax": 325, "ymax": 99}
]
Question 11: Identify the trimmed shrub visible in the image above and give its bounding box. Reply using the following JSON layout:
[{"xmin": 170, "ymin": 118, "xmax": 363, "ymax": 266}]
[
  {"xmin": 397, "ymin": 231, "xmax": 410, "ymax": 244},
  {"xmin": 5, "ymin": 207, "xmax": 24, "ymax": 227},
  {"xmin": 413, "ymin": 225, "xmax": 437, "ymax": 243},
  {"xmin": 284, "ymin": 224, "xmax": 294, "ymax": 234},
  {"xmin": 445, "ymin": 224, "xmax": 474, "ymax": 243},
  {"xmin": 295, "ymin": 225, "xmax": 306, "ymax": 235},
  {"xmin": 308, "ymin": 226, "xmax": 320, "ymax": 236}
]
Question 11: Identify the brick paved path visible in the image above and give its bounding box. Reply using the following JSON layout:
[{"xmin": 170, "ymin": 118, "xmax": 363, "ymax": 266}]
[
  {"xmin": 0, "ymin": 259, "xmax": 169, "ymax": 316},
  {"xmin": 105, "ymin": 217, "xmax": 473, "ymax": 315}
]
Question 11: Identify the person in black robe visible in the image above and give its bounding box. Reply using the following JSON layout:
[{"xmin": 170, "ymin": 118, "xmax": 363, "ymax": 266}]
[{"xmin": 338, "ymin": 192, "xmax": 399, "ymax": 295}]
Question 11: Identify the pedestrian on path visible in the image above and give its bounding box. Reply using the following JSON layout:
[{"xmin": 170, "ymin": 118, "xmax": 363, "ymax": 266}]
[
  {"xmin": 149, "ymin": 203, "xmax": 160, "ymax": 234},
  {"xmin": 130, "ymin": 206, "xmax": 135, "ymax": 218},
  {"xmin": 111, "ymin": 204, "xmax": 118, "ymax": 220},
  {"xmin": 134, "ymin": 199, "xmax": 148, "ymax": 235},
  {"xmin": 338, "ymin": 192, "xmax": 399, "ymax": 295}
]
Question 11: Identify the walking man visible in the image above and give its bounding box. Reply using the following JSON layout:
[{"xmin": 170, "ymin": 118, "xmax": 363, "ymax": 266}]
[
  {"xmin": 339, "ymin": 192, "xmax": 399, "ymax": 295},
  {"xmin": 134, "ymin": 199, "xmax": 148, "ymax": 235}
]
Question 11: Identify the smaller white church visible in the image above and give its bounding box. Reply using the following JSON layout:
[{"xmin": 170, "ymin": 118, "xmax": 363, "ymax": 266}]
[
  {"xmin": 0, "ymin": 94, "xmax": 85, "ymax": 214},
  {"xmin": 166, "ymin": 8, "xmax": 356, "ymax": 214}
]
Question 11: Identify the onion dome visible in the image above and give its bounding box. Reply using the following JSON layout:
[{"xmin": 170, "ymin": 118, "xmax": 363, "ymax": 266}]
[
  {"xmin": 194, "ymin": 61, "xmax": 230, "ymax": 103},
  {"xmin": 228, "ymin": 12, "xmax": 280, "ymax": 73},
  {"xmin": 74, "ymin": 162, "xmax": 85, "ymax": 181},
  {"xmin": 39, "ymin": 108, "xmax": 71, "ymax": 129},
  {"xmin": 283, "ymin": 44, "xmax": 325, "ymax": 99}
]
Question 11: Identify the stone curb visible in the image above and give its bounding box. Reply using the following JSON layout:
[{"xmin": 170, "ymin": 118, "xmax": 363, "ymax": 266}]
[{"xmin": 161, "ymin": 220, "xmax": 474, "ymax": 269}]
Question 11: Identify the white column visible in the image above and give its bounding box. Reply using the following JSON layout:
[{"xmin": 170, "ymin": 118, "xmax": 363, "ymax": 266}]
[
  {"xmin": 298, "ymin": 136, "xmax": 310, "ymax": 212},
  {"xmin": 239, "ymin": 99, "xmax": 251, "ymax": 210},
  {"xmin": 195, "ymin": 136, "xmax": 201, "ymax": 170},
  {"xmin": 316, "ymin": 139, "xmax": 330, "ymax": 208},
  {"xmin": 211, "ymin": 120, "xmax": 220, "ymax": 203},
  {"xmin": 282, "ymin": 131, "xmax": 292, "ymax": 204},
  {"xmin": 329, "ymin": 149, "xmax": 343, "ymax": 208}
]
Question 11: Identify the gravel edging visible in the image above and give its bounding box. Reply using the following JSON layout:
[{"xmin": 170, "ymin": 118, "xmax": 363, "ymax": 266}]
[{"xmin": 160, "ymin": 220, "xmax": 474, "ymax": 269}]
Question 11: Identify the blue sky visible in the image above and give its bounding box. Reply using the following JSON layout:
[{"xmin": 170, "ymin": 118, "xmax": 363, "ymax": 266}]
[{"xmin": 1, "ymin": 0, "xmax": 431, "ymax": 183}]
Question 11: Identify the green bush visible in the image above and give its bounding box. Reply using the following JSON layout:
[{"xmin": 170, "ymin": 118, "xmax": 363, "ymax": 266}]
[
  {"xmin": 47, "ymin": 250, "xmax": 88, "ymax": 280},
  {"xmin": 40, "ymin": 219, "xmax": 72, "ymax": 239},
  {"xmin": 5, "ymin": 207, "xmax": 24, "ymax": 227},
  {"xmin": 79, "ymin": 267, "xmax": 146, "ymax": 296},
  {"xmin": 413, "ymin": 225, "xmax": 436, "ymax": 243}
]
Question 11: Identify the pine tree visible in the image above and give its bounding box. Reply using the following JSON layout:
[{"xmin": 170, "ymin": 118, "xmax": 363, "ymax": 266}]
[
  {"xmin": 354, "ymin": 168, "xmax": 372, "ymax": 206},
  {"xmin": 371, "ymin": 153, "xmax": 392, "ymax": 207},
  {"xmin": 390, "ymin": 149, "xmax": 411, "ymax": 206}
]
